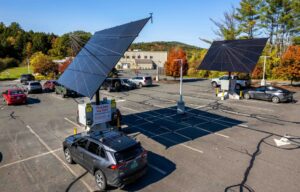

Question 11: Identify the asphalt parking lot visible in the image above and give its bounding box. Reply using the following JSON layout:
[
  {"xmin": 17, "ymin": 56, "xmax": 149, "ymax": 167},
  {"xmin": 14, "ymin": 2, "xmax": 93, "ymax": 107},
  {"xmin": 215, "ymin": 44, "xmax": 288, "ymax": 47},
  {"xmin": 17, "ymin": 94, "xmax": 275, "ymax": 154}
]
[{"xmin": 1, "ymin": 79, "xmax": 300, "ymax": 192}]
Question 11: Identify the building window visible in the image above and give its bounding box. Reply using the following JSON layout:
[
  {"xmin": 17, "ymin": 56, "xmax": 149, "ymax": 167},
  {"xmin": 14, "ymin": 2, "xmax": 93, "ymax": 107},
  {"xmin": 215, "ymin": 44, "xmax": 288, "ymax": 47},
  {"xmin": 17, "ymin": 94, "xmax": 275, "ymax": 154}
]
[
  {"xmin": 132, "ymin": 56, "xmax": 135, "ymax": 59},
  {"xmin": 150, "ymin": 56, "xmax": 153, "ymax": 59},
  {"xmin": 144, "ymin": 56, "xmax": 148, "ymax": 59},
  {"xmin": 138, "ymin": 55, "xmax": 141, "ymax": 59},
  {"xmin": 126, "ymin": 56, "xmax": 130, "ymax": 59}
]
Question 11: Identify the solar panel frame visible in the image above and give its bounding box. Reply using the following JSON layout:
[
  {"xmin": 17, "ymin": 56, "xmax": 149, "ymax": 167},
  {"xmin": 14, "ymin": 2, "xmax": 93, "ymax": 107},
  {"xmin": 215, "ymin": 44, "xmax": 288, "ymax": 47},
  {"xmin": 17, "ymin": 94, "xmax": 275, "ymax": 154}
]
[
  {"xmin": 58, "ymin": 17, "xmax": 151, "ymax": 98},
  {"xmin": 197, "ymin": 38, "xmax": 268, "ymax": 73}
]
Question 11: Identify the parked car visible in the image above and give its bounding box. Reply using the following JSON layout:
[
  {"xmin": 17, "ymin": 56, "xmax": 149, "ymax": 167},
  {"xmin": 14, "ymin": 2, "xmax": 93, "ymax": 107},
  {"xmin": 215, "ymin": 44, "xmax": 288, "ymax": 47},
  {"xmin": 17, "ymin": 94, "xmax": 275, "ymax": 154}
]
[
  {"xmin": 2, "ymin": 88, "xmax": 27, "ymax": 105},
  {"xmin": 26, "ymin": 81, "xmax": 43, "ymax": 93},
  {"xmin": 43, "ymin": 80, "xmax": 57, "ymax": 92},
  {"xmin": 120, "ymin": 78, "xmax": 137, "ymax": 90},
  {"xmin": 211, "ymin": 75, "xmax": 250, "ymax": 90},
  {"xmin": 55, "ymin": 83, "xmax": 77, "ymax": 97},
  {"xmin": 63, "ymin": 130, "xmax": 148, "ymax": 191},
  {"xmin": 243, "ymin": 86, "xmax": 293, "ymax": 103},
  {"xmin": 20, "ymin": 74, "xmax": 35, "ymax": 84},
  {"xmin": 130, "ymin": 76, "xmax": 152, "ymax": 88},
  {"xmin": 102, "ymin": 78, "xmax": 122, "ymax": 92}
]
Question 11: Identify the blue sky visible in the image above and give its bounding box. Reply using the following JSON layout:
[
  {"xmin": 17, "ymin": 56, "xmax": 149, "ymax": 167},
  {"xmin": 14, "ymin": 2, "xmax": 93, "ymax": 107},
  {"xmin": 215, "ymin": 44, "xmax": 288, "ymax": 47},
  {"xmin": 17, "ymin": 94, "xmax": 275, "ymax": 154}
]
[{"xmin": 0, "ymin": 0, "xmax": 240, "ymax": 48}]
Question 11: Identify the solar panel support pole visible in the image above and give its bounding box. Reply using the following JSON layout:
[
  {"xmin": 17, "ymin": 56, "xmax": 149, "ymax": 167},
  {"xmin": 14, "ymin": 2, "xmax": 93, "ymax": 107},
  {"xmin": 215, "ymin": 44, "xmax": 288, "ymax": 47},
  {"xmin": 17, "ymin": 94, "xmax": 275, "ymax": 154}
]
[{"xmin": 95, "ymin": 89, "xmax": 100, "ymax": 105}]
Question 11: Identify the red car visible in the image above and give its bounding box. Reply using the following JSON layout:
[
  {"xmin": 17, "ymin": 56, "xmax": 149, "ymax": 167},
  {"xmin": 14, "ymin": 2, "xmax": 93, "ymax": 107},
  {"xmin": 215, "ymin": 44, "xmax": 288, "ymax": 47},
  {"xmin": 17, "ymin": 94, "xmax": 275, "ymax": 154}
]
[
  {"xmin": 43, "ymin": 80, "xmax": 57, "ymax": 92},
  {"xmin": 2, "ymin": 88, "xmax": 27, "ymax": 105}
]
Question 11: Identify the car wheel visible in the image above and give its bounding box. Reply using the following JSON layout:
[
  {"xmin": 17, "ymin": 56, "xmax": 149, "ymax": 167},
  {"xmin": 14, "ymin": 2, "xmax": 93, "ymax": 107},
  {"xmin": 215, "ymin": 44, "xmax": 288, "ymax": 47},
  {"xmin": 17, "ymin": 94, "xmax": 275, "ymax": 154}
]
[
  {"xmin": 211, "ymin": 82, "xmax": 217, "ymax": 87},
  {"xmin": 62, "ymin": 94, "xmax": 66, "ymax": 98},
  {"xmin": 235, "ymin": 84, "xmax": 241, "ymax": 90},
  {"xmin": 139, "ymin": 83, "xmax": 143, "ymax": 88},
  {"xmin": 64, "ymin": 148, "xmax": 74, "ymax": 164},
  {"xmin": 95, "ymin": 170, "xmax": 107, "ymax": 191},
  {"xmin": 272, "ymin": 96, "xmax": 280, "ymax": 103},
  {"xmin": 244, "ymin": 93, "xmax": 250, "ymax": 100},
  {"xmin": 107, "ymin": 87, "xmax": 111, "ymax": 92}
]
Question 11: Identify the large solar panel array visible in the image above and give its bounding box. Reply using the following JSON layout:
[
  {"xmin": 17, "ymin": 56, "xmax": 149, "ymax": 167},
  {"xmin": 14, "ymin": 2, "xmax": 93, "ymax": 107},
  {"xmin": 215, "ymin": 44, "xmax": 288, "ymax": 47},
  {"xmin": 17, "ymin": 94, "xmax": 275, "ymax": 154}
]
[
  {"xmin": 58, "ymin": 17, "xmax": 151, "ymax": 98},
  {"xmin": 197, "ymin": 38, "xmax": 268, "ymax": 73}
]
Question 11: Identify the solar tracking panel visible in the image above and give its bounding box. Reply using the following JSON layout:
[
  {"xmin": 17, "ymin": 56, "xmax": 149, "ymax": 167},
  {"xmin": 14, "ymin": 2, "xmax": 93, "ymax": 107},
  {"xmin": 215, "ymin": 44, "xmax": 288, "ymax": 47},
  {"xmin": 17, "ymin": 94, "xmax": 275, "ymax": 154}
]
[
  {"xmin": 198, "ymin": 38, "xmax": 268, "ymax": 73},
  {"xmin": 58, "ymin": 17, "xmax": 151, "ymax": 98}
]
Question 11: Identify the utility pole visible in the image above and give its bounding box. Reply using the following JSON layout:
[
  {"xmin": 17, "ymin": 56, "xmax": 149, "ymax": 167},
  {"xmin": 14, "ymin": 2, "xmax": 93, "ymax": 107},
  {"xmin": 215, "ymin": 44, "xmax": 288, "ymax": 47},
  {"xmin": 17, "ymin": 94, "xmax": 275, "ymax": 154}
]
[
  {"xmin": 261, "ymin": 56, "xmax": 270, "ymax": 86},
  {"xmin": 175, "ymin": 59, "xmax": 185, "ymax": 114}
]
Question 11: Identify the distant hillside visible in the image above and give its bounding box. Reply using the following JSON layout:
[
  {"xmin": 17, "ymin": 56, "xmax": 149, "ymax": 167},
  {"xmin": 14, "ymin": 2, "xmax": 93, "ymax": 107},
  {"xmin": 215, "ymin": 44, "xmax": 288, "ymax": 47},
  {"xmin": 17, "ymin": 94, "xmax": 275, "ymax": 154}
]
[{"xmin": 130, "ymin": 41, "xmax": 203, "ymax": 52}]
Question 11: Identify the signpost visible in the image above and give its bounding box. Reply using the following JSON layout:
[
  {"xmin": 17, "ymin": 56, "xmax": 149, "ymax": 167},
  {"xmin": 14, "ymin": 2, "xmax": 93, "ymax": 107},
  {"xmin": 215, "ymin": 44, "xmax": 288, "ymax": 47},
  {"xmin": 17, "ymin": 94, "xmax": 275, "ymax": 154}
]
[{"xmin": 92, "ymin": 103, "xmax": 112, "ymax": 125}]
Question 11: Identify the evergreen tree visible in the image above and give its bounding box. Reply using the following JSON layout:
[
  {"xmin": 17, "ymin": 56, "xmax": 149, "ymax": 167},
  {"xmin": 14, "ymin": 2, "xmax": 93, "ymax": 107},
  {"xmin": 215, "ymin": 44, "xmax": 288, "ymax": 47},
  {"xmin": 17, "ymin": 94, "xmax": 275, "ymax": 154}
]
[{"xmin": 235, "ymin": 0, "xmax": 261, "ymax": 39}]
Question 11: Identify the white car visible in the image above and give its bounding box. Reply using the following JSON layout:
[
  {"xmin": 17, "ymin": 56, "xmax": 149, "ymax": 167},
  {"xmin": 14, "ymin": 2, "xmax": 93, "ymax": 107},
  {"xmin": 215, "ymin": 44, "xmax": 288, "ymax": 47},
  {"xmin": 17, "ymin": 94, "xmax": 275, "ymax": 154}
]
[
  {"xmin": 130, "ymin": 76, "xmax": 152, "ymax": 88},
  {"xmin": 26, "ymin": 81, "xmax": 43, "ymax": 93},
  {"xmin": 211, "ymin": 75, "xmax": 250, "ymax": 90}
]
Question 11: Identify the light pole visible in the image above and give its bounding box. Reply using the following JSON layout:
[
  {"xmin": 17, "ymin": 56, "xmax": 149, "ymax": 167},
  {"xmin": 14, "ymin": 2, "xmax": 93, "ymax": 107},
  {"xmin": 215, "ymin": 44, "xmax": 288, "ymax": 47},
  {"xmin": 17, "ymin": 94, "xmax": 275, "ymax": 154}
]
[
  {"xmin": 261, "ymin": 56, "xmax": 270, "ymax": 86},
  {"xmin": 174, "ymin": 59, "xmax": 185, "ymax": 114}
]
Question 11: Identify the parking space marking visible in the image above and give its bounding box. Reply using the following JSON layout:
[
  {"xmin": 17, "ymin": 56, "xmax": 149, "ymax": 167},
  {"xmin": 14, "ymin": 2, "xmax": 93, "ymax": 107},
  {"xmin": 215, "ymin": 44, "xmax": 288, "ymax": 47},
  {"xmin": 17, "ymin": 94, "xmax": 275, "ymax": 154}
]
[
  {"xmin": 148, "ymin": 163, "xmax": 167, "ymax": 175},
  {"xmin": 64, "ymin": 117, "xmax": 81, "ymax": 127},
  {"xmin": 26, "ymin": 125, "xmax": 93, "ymax": 192},
  {"xmin": 116, "ymin": 99, "xmax": 126, "ymax": 103},
  {"xmin": 0, "ymin": 148, "xmax": 61, "ymax": 169}
]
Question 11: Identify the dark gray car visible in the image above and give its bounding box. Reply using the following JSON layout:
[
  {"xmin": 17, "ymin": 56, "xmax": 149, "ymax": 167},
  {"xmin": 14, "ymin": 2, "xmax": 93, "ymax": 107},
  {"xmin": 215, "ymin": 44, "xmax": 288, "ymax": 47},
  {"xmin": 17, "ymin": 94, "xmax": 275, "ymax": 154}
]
[
  {"xmin": 243, "ymin": 86, "xmax": 293, "ymax": 103},
  {"xmin": 63, "ymin": 130, "xmax": 147, "ymax": 191}
]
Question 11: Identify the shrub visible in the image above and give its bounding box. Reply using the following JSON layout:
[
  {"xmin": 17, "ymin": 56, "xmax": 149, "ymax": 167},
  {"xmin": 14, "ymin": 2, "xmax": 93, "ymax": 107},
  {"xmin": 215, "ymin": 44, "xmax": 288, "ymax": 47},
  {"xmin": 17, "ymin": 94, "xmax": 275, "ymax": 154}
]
[{"xmin": 0, "ymin": 57, "xmax": 20, "ymax": 71}]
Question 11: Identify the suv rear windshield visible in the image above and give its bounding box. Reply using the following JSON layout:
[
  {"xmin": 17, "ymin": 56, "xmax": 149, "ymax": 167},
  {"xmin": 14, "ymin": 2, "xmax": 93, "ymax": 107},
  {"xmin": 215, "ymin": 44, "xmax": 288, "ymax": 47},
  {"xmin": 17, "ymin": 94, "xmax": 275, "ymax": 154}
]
[
  {"xmin": 114, "ymin": 143, "xmax": 143, "ymax": 163},
  {"xmin": 30, "ymin": 82, "xmax": 41, "ymax": 86},
  {"xmin": 10, "ymin": 90, "xmax": 24, "ymax": 95},
  {"xmin": 145, "ymin": 77, "xmax": 152, "ymax": 80}
]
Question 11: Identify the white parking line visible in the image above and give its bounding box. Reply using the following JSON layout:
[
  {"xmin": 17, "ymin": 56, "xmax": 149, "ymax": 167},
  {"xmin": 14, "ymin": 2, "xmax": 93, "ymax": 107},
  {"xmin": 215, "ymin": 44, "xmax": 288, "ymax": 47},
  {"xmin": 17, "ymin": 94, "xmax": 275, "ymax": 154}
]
[
  {"xmin": 26, "ymin": 125, "xmax": 93, "ymax": 192},
  {"xmin": 64, "ymin": 117, "xmax": 81, "ymax": 127},
  {"xmin": 0, "ymin": 148, "xmax": 61, "ymax": 169},
  {"xmin": 116, "ymin": 99, "xmax": 126, "ymax": 103},
  {"xmin": 148, "ymin": 163, "xmax": 167, "ymax": 175}
]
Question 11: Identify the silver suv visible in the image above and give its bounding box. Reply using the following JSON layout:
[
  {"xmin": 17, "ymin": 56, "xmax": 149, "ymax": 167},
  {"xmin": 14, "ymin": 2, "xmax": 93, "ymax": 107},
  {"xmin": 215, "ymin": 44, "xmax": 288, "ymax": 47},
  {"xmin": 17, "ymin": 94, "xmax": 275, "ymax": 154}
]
[
  {"xmin": 131, "ymin": 76, "xmax": 152, "ymax": 88},
  {"xmin": 63, "ymin": 130, "xmax": 148, "ymax": 191},
  {"xmin": 26, "ymin": 81, "xmax": 43, "ymax": 93}
]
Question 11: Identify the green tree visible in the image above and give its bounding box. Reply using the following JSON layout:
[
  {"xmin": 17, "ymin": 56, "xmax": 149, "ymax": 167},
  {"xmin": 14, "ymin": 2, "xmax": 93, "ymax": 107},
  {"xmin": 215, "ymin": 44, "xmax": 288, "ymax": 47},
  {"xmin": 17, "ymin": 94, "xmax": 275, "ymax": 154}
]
[
  {"xmin": 235, "ymin": 0, "xmax": 261, "ymax": 39},
  {"xmin": 210, "ymin": 6, "xmax": 241, "ymax": 40},
  {"xmin": 30, "ymin": 52, "xmax": 57, "ymax": 76}
]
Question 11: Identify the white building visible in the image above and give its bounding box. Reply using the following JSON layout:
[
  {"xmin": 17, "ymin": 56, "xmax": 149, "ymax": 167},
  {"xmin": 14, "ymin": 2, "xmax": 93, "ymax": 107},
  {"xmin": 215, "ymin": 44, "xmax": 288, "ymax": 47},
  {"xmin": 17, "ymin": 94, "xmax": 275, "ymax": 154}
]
[{"xmin": 116, "ymin": 50, "xmax": 167, "ymax": 70}]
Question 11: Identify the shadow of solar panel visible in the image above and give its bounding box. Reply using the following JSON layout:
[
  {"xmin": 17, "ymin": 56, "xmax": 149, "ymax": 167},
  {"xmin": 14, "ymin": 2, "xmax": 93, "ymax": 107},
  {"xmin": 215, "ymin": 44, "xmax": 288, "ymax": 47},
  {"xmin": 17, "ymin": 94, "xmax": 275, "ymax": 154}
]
[
  {"xmin": 180, "ymin": 116, "xmax": 209, "ymax": 126},
  {"xmin": 198, "ymin": 38, "xmax": 268, "ymax": 73},
  {"xmin": 123, "ymin": 115, "xmax": 145, "ymax": 125},
  {"xmin": 154, "ymin": 119, "xmax": 187, "ymax": 131},
  {"xmin": 139, "ymin": 122, "xmax": 170, "ymax": 135},
  {"xmin": 197, "ymin": 122, "xmax": 231, "ymax": 132},
  {"xmin": 159, "ymin": 132, "xmax": 190, "ymax": 143},
  {"xmin": 176, "ymin": 127, "xmax": 210, "ymax": 139},
  {"xmin": 122, "ymin": 106, "xmax": 244, "ymax": 148},
  {"xmin": 58, "ymin": 17, "xmax": 151, "ymax": 98},
  {"xmin": 216, "ymin": 117, "xmax": 243, "ymax": 125}
]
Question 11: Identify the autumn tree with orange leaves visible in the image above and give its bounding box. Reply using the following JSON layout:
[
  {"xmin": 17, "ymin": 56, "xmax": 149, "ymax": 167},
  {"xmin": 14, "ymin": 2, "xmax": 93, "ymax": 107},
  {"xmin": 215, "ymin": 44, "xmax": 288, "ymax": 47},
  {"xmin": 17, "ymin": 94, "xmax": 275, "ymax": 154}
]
[
  {"xmin": 164, "ymin": 47, "xmax": 188, "ymax": 79},
  {"xmin": 58, "ymin": 57, "xmax": 73, "ymax": 73},
  {"xmin": 273, "ymin": 45, "xmax": 300, "ymax": 85}
]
